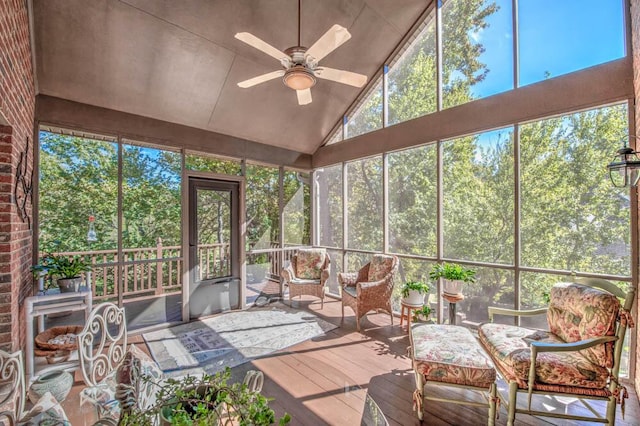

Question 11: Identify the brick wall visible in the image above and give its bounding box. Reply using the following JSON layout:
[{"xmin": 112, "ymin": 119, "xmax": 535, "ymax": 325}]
[
  {"xmin": 0, "ymin": 0, "xmax": 36, "ymax": 351},
  {"xmin": 633, "ymin": 0, "xmax": 640, "ymax": 399}
]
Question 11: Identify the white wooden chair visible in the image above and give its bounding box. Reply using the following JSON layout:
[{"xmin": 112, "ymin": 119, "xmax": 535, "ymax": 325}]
[
  {"xmin": 77, "ymin": 302, "xmax": 127, "ymax": 420},
  {"xmin": 0, "ymin": 349, "xmax": 69, "ymax": 425}
]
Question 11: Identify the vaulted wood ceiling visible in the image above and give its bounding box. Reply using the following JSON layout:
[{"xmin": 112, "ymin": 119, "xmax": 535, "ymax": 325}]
[{"xmin": 33, "ymin": 0, "xmax": 430, "ymax": 155}]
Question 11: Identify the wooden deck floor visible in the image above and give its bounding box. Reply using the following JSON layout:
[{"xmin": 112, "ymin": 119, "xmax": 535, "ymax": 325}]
[{"xmin": 61, "ymin": 297, "xmax": 640, "ymax": 425}]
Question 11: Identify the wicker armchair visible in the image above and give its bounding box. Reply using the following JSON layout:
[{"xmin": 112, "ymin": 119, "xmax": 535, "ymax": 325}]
[
  {"xmin": 281, "ymin": 248, "xmax": 331, "ymax": 308},
  {"xmin": 339, "ymin": 254, "xmax": 399, "ymax": 331}
]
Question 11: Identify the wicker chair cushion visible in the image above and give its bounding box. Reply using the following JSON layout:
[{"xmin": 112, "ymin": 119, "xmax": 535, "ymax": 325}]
[
  {"xmin": 289, "ymin": 278, "xmax": 321, "ymax": 285},
  {"xmin": 343, "ymin": 286, "xmax": 357, "ymax": 297},
  {"xmin": 548, "ymin": 282, "xmax": 619, "ymax": 368},
  {"xmin": 295, "ymin": 249, "xmax": 325, "ymax": 280},
  {"xmin": 368, "ymin": 255, "xmax": 394, "ymax": 282},
  {"xmin": 411, "ymin": 324, "xmax": 495, "ymax": 388},
  {"xmin": 479, "ymin": 323, "xmax": 609, "ymax": 389}
]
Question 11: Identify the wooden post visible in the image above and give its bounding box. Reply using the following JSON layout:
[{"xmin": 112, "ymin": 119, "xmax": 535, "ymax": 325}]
[{"xmin": 156, "ymin": 237, "xmax": 164, "ymax": 295}]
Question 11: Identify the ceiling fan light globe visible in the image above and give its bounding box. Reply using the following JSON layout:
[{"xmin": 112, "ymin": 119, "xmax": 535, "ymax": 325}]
[{"xmin": 283, "ymin": 68, "xmax": 316, "ymax": 90}]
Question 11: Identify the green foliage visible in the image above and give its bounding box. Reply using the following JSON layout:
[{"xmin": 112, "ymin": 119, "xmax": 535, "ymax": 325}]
[
  {"xmin": 400, "ymin": 281, "xmax": 430, "ymax": 299},
  {"xmin": 429, "ymin": 263, "xmax": 476, "ymax": 283},
  {"xmin": 120, "ymin": 368, "xmax": 290, "ymax": 426},
  {"xmin": 412, "ymin": 305, "xmax": 432, "ymax": 323},
  {"xmin": 32, "ymin": 253, "xmax": 92, "ymax": 279}
]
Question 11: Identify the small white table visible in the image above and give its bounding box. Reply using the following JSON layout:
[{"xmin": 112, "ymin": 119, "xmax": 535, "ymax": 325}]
[{"xmin": 24, "ymin": 288, "xmax": 92, "ymax": 381}]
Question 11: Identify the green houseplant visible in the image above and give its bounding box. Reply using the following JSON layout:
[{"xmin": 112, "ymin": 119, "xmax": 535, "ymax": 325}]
[
  {"xmin": 429, "ymin": 263, "xmax": 476, "ymax": 296},
  {"xmin": 120, "ymin": 368, "xmax": 291, "ymax": 426},
  {"xmin": 400, "ymin": 281, "xmax": 430, "ymax": 305},
  {"xmin": 412, "ymin": 305, "xmax": 433, "ymax": 323},
  {"xmin": 32, "ymin": 253, "xmax": 92, "ymax": 293}
]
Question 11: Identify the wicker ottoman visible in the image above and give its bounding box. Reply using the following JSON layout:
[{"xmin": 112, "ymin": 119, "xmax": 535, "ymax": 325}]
[{"xmin": 410, "ymin": 324, "xmax": 497, "ymax": 425}]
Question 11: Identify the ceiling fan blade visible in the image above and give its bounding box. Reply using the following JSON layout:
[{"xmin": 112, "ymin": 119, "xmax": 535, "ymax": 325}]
[
  {"xmin": 237, "ymin": 70, "xmax": 285, "ymax": 88},
  {"xmin": 315, "ymin": 67, "xmax": 367, "ymax": 87},
  {"xmin": 235, "ymin": 32, "xmax": 291, "ymax": 62},
  {"xmin": 296, "ymin": 88, "xmax": 312, "ymax": 105},
  {"xmin": 305, "ymin": 25, "xmax": 351, "ymax": 63}
]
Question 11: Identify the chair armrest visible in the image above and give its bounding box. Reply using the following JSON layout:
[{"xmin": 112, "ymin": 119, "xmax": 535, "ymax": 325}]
[
  {"xmin": 530, "ymin": 336, "xmax": 618, "ymax": 353},
  {"xmin": 339, "ymin": 272, "xmax": 358, "ymax": 287},
  {"xmin": 488, "ymin": 307, "xmax": 547, "ymax": 322},
  {"xmin": 359, "ymin": 279, "xmax": 386, "ymax": 291},
  {"xmin": 281, "ymin": 264, "xmax": 296, "ymax": 283},
  {"xmin": 525, "ymin": 335, "xmax": 618, "ymax": 408}
]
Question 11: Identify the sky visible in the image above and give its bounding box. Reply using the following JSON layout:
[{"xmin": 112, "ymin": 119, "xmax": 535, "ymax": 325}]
[{"xmin": 467, "ymin": 0, "xmax": 625, "ymax": 97}]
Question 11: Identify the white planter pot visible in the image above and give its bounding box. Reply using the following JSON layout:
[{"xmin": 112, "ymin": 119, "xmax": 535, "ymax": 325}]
[
  {"xmin": 443, "ymin": 279, "xmax": 463, "ymax": 296},
  {"xmin": 402, "ymin": 289, "xmax": 425, "ymax": 306}
]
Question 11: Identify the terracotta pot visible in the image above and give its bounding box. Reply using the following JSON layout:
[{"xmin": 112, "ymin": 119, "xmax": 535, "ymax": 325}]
[{"xmin": 57, "ymin": 277, "xmax": 83, "ymax": 293}]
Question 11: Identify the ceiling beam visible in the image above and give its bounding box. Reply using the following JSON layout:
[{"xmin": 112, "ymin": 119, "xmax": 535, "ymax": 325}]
[
  {"xmin": 35, "ymin": 95, "xmax": 312, "ymax": 169},
  {"xmin": 312, "ymin": 57, "xmax": 633, "ymax": 167}
]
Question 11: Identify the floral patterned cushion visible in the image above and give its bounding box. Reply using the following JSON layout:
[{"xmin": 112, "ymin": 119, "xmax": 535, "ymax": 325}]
[
  {"xmin": 367, "ymin": 255, "xmax": 395, "ymax": 282},
  {"xmin": 116, "ymin": 344, "xmax": 164, "ymax": 413},
  {"xmin": 479, "ymin": 323, "xmax": 609, "ymax": 389},
  {"xmin": 79, "ymin": 369, "xmax": 120, "ymax": 420},
  {"xmin": 295, "ymin": 249, "xmax": 325, "ymax": 280},
  {"xmin": 548, "ymin": 282, "xmax": 619, "ymax": 368},
  {"xmin": 18, "ymin": 391, "xmax": 70, "ymax": 425},
  {"xmin": 411, "ymin": 324, "xmax": 495, "ymax": 388}
]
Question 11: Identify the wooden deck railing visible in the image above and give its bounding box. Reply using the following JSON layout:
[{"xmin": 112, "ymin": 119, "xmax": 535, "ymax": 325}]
[{"xmin": 46, "ymin": 240, "xmax": 305, "ymax": 303}]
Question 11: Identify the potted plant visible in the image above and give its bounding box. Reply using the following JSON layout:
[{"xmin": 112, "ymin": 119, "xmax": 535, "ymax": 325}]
[
  {"xmin": 412, "ymin": 305, "xmax": 433, "ymax": 323},
  {"xmin": 120, "ymin": 368, "xmax": 291, "ymax": 426},
  {"xmin": 400, "ymin": 281, "xmax": 430, "ymax": 305},
  {"xmin": 429, "ymin": 263, "xmax": 476, "ymax": 296},
  {"xmin": 32, "ymin": 253, "xmax": 92, "ymax": 293}
]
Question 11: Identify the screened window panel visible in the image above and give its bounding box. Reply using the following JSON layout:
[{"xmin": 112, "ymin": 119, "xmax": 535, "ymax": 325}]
[
  {"xmin": 122, "ymin": 144, "xmax": 182, "ymax": 259},
  {"xmin": 442, "ymin": 0, "xmax": 513, "ymax": 109},
  {"xmin": 347, "ymin": 157, "xmax": 383, "ymax": 251},
  {"xmin": 246, "ymin": 164, "xmax": 280, "ymax": 250},
  {"xmin": 453, "ymin": 266, "xmax": 514, "ymax": 325},
  {"xmin": 317, "ymin": 165, "xmax": 343, "ymax": 248},
  {"xmin": 283, "ymin": 170, "xmax": 310, "ymax": 246},
  {"xmin": 38, "ymin": 131, "xmax": 118, "ymax": 253},
  {"xmin": 387, "ymin": 9, "xmax": 437, "ymax": 126},
  {"xmin": 443, "ymin": 127, "xmax": 514, "ymax": 264},
  {"xmin": 389, "ymin": 145, "xmax": 437, "ymax": 257},
  {"xmin": 346, "ymin": 78, "xmax": 383, "ymax": 139},
  {"xmin": 518, "ymin": 0, "xmax": 625, "ymax": 87},
  {"xmin": 520, "ymin": 104, "xmax": 630, "ymax": 276}
]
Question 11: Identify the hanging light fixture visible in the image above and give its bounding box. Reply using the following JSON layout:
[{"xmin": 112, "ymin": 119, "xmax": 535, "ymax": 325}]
[{"xmin": 607, "ymin": 139, "xmax": 640, "ymax": 188}]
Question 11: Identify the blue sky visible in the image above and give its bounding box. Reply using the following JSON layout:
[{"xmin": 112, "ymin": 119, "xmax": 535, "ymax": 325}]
[{"xmin": 469, "ymin": 0, "xmax": 625, "ymax": 96}]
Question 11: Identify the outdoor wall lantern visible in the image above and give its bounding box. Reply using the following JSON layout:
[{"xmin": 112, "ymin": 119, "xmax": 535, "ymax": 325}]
[{"xmin": 607, "ymin": 139, "xmax": 640, "ymax": 187}]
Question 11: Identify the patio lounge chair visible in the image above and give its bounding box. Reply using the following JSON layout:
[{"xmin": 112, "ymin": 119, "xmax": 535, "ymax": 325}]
[{"xmin": 478, "ymin": 277, "xmax": 635, "ymax": 425}]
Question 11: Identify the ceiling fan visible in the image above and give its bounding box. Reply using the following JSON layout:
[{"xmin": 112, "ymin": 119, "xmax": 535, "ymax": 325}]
[{"xmin": 235, "ymin": 0, "xmax": 368, "ymax": 105}]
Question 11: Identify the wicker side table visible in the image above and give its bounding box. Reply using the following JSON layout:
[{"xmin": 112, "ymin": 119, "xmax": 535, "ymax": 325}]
[{"xmin": 400, "ymin": 301, "xmax": 424, "ymax": 332}]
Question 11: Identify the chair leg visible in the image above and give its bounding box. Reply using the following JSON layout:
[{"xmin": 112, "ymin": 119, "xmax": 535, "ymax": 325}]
[
  {"xmin": 507, "ymin": 381, "xmax": 517, "ymax": 426},
  {"xmin": 605, "ymin": 394, "xmax": 616, "ymax": 425},
  {"xmin": 341, "ymin": 302, "xmax": 345, "ymax": 323},
  {"xmin": 488, "ymin": 383, "xmax": 497, "ymax": 426},
  {"xmin": 412, "ymin": 363, "xmax": 424, "ymax": 421},
  {"xmin": 356, "ymin": 314, "xmax": 361, "ymax": 332},
  {"xmin": 320, "ymin": 288, "xmax": 325, "ymax": 309},
  {"xmin": 390, "ymin": 310, "xmax": 393, "ymax": 326}
]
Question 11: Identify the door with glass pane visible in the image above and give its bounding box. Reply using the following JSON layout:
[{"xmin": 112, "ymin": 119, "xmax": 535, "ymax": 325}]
[{"xmin": 188, "ymin": 178, "xmax": 240, "ymax": 319}]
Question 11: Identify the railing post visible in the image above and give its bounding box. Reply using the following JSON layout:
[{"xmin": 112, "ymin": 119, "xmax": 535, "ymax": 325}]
[{"xmin": 156, "ymin": 237, "xmax": 164, "ymax": 295}]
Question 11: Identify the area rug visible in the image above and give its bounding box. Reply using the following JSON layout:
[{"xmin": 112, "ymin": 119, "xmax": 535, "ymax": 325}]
[{"xmin": 143, "ymin": 303, "xmax": 337, "ymax": 378}]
